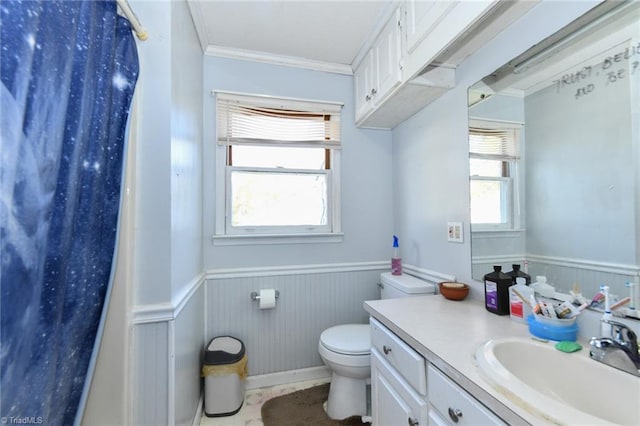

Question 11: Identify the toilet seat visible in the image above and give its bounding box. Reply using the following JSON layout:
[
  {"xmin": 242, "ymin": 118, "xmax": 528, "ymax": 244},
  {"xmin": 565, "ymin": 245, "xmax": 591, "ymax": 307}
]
[{"xmin": 320, "ymin": 324, "xmax": 370, "ymax": 355}]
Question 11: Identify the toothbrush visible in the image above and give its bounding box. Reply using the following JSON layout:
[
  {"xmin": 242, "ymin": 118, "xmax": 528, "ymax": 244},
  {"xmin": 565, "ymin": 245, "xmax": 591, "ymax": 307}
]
[
  {"xmin": 590, "ymin": 291, "xmax": 605, "ymax": 307},
  {"xmin": 601, "ymin": 285, "xmax": 612, "ymax": 337},
  {"xmin": 602, "ymin": 285, "xmax": 611, "ymax": 313},
  {"xmin": 627, "ymin": 281, "xmax": 637, "ymax": 310},
  {"xmin": 609, "ymin": 297, "xmax": 631, "ymax": 311}
]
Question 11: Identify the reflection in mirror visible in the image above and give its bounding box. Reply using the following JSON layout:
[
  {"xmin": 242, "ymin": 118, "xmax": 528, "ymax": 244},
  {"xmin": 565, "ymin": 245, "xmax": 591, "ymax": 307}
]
[{"xmin": 468, "ymin": 1, "xmax": 639, "ymax": 317}]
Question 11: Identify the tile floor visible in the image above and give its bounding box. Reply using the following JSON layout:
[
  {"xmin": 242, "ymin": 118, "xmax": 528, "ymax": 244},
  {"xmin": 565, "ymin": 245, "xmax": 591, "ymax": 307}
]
[{"xmin": 200, "ymin": 378, "xmax": 331, "ymax": 426}]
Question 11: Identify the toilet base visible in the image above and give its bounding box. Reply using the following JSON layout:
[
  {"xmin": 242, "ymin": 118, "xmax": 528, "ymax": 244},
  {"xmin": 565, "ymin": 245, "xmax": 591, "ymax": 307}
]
[{"xmin": 325, "ymin": 372, "xmax": 367, "ymax": 420}]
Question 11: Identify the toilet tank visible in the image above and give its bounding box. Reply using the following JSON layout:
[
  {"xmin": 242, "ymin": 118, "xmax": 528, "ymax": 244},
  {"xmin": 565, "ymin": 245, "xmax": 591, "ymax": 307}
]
[{"xmin": 380, "ymin": 272, "xmax": 437, "ymax": 299}]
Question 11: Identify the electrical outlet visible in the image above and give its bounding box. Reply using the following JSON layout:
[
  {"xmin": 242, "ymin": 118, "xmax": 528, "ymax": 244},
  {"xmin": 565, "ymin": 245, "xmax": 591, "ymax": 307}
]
[{"xmin": 447, "ymin": 222, "xmax": 463, "ymax": 243}]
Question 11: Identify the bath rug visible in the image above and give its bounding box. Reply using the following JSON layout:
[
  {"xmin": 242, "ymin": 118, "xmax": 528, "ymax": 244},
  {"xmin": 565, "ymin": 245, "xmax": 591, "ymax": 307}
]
[{"xmin": 261, "ymin": 383, "xmax": 370, "ymax": 426}]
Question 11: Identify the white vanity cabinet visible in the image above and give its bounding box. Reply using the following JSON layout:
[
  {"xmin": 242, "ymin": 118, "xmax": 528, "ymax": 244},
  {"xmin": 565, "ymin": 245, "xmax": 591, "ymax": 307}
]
[
  {"xmin": 370, "ymin": 318, "xmax": 427, "ymax": 426},
  {"xmin": 427, "ymin": 365, "xmax": 506, "ymax": 426},
  {"xmin": 371, "ymin": 351, "xmax": 427, "ymax": 426},
  {"xmin": 370, "ymin": 317, "xmax": 506, "ymax": 426},
  {"xmin": 354, "ymin": 8, "xmax": 403, "ymax": 121}
]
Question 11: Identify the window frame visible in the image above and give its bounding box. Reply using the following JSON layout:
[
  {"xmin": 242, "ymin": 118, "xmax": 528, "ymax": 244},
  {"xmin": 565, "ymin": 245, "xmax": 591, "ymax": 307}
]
[
  {"xmin": 469, "ymin": 119, "xmax": 523, "ymax": 232},
  {"xmin": 224, "ymin": 165, "xmax": 333, "ymax": 235},
  {"xmin": 469, "ymin": 169, "xmax": 515, "ymax": 230},
  {"xmin": 213, "ymin": 91, "xmax": 343, "ymax": 245}
]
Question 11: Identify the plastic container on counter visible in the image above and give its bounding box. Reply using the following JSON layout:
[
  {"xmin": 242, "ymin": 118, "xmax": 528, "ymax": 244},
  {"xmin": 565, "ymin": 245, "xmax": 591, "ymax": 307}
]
[{"xmin": 527, "ymin": 314, "xmax": 578, "ymax": 342}]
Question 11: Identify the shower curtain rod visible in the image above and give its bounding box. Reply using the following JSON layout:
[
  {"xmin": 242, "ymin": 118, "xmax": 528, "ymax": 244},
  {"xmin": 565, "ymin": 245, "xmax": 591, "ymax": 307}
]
[{"xmin": 116, "ymin": 0, "xmax": 148, "ymax": 41}]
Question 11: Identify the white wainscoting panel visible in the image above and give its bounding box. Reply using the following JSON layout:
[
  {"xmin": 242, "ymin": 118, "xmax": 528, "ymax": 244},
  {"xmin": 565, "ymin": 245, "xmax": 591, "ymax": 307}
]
[
  {"xmin": 206, "ymin": 267, "xmax": 386, "ymax": 376},
  {"xmin": 473, "ymin": 255, "xmax": 638, "ymax": 300},
  {"xmin": 526, "ymin": 257, "xmax": 637, "ymax": 299},
  {"xmin": 133, "ymin": 321, "xmax": 170, "ymax": 426},
  {"xmin": 173, "ymin": 284, "xmax": 205, "ymax": 426}
]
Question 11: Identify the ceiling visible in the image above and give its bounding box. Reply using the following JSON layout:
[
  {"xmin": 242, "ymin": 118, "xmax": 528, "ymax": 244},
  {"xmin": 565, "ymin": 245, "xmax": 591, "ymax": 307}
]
[
  {"xmin": 187, "ymin": 0, "xmax": 394, "ymax": 74},
  {"xmin": 186, "ymin": 1, "xmax": 546, "ymax": 78}
]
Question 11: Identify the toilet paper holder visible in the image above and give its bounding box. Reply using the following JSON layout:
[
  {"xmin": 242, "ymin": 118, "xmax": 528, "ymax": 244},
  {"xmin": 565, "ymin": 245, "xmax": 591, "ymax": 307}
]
[{"xmin": 250, "ymin": 290, "xmax": 280, "ymax": 301}]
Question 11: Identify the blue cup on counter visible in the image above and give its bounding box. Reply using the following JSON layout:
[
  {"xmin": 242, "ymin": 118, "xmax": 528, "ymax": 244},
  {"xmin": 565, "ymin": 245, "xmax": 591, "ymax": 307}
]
[{"xmin": 527, "ymin": 314, "xmax": 578, "ymax": 341}]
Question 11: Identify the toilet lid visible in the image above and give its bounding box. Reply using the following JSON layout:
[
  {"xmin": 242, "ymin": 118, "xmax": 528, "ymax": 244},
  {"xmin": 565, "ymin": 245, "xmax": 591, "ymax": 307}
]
[{"xmin": 320, "ymin": 324, "xmax": 370, "ymax": 355}]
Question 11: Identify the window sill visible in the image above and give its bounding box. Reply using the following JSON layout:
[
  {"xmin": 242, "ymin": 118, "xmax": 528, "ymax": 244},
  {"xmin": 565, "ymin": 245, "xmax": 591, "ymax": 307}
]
[
  {"xmin": 211, "ymin": 233, "xmax": 344, "ymax": 246},
  {"xmin": 471, "ymin": 228, "xmax": 525, "ymax": 238}
]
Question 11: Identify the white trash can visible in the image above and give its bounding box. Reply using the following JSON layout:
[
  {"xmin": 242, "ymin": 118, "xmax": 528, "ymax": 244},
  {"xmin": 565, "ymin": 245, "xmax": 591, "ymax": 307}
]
[{"xmin": 202, "ymin": 336, "xmax": 247, "ymax": 417}]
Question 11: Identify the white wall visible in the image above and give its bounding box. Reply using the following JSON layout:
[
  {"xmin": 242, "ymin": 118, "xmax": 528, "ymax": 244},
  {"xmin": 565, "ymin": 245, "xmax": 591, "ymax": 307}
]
[
  {"xmin": 202, "ymin": 57, "xmax": 394, "ymax": 269},
  {"xmin": 131, "ymin": 0, "xmax": 204, "ymax": 306},
  {"xmin": 392, "ymin": 0, "xmax": 601, "ymax": 299},
  {"xmin": 126, "ymin": 1, "xmax": 205, "ymax": 425},
  {"xmin": 170, "ymin": 0, "xmax": 204, "ymax": 300},
  {"xmin": 133, "ymin": 0, "xmax": 173, "ymax": 307},
  {"xmin": 169, "ymin": 2, "xmax": 205, "ymax": 425},
  {"xmin": 525, "ymin": 65, "xmax": 635, "ymax": 264}
]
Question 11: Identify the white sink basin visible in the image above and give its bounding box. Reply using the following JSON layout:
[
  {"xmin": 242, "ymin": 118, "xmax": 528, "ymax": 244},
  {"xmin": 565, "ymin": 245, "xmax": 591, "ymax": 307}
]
[{"xmin": 475, "ymin": 337, "xmax": 640, "ymax": 425}]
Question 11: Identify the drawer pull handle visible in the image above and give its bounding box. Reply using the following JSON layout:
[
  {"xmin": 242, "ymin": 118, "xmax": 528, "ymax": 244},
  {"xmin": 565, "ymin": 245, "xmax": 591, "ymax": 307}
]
[
  {"xmin": 448, "ymin": 407, "xmax": 463, "ymax": 423},
  {"xmin": 408, "ymin": 417, "xmax": 419, "ymax": 426},
  {"xmin": 383, "ymin": 345, "xmax": 392, "ymax": 355}
]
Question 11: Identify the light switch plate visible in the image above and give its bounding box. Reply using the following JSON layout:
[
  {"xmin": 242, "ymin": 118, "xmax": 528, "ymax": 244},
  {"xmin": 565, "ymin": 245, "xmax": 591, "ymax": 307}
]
[{"xmin": 447, "ymin": 222, "xmax": 463, "ymax": 243}]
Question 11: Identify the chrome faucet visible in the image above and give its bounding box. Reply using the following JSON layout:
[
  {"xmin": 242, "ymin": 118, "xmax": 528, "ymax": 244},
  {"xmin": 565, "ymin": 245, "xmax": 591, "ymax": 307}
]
[{"xmin": 589, "ymin": 319, "xmax": 640, "ymax": 376}]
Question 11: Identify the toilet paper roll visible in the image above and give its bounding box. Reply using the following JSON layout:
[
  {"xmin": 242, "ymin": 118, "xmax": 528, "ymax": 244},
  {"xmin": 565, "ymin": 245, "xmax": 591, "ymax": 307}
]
[{"xmin": 259, "ymin": 289, "xmax": 277, "ymax": 309}]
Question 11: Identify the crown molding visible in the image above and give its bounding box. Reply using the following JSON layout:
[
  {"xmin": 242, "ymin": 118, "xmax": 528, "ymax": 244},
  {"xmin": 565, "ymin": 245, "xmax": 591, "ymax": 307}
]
[{"xmin": 204, "ymin": 45, "xmax": 354, "ymax": 75}]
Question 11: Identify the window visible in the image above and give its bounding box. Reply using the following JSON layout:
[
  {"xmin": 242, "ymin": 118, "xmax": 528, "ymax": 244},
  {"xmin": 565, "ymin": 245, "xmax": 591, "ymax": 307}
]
[
  {"xmin": 469, "ymin": 121, "xmax": 521, "ymax": 230},
  {"xmin": 214, "ymin": 92, "xmax": 343, "ymax": 242}
]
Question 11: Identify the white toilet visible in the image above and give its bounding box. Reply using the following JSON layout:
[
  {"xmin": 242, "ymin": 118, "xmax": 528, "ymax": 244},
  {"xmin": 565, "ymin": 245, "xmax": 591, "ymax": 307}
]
[{"xmin": 318, "ymin": 272, "xmax": 436, "ymax": 420}]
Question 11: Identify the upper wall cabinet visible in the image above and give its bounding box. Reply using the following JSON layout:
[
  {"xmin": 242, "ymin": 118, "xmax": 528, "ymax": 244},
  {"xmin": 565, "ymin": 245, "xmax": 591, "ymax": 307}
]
[
  {"xmin": 355, "ymin": 0, "xmax": 518, "ymax": 129},
  {"xmin": 402, "ymin": 0, "xmax": 498, "ymax": 80},
  {"xmin": 354, "ymin": 8, "xmax": 403, "ymax": 120},
  {"xmin": 404, "ymin": 0, "xmax": 458, "ymax": 55}
]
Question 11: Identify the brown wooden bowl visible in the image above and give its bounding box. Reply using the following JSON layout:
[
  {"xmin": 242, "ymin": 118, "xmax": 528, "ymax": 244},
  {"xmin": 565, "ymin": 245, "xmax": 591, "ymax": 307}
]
[{"xmin": 439, "ymin": 282, "xmax": 470, "ymax": 301}]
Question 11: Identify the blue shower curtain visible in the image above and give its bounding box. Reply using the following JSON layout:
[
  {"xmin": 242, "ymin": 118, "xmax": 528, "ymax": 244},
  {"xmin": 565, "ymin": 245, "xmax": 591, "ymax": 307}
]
[{"xmin": 1, "ymin": 1, "xmax": 139, "ymax": 424}]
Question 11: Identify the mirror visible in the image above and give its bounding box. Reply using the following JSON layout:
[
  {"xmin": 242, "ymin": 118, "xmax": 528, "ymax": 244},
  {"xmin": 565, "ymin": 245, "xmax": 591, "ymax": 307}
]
[{"xmin": 468, "ymin": 1, "xmax": 639, "ymax": 305}]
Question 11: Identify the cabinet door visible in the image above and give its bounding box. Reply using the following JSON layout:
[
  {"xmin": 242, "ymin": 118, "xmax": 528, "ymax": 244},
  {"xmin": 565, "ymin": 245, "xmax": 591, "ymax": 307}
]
[
  {"xmin": 354, "ymin": 50, "xmax": 375, "ymax": 120},
  {"xmin": 371, "ymin": 349, "xmax": 427, "ymax": 426},
  {"xmin": 404, "ymin": 0, "xmax": 457, "ymax": 54},
  {"xmin": 373, "ymin": 8, "xmax": 402, "ymax": 103}
]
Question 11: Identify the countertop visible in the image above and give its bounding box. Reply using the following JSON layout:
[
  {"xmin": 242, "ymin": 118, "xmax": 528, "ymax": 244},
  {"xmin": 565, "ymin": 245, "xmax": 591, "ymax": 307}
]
[{"xmin": 364, "ymin": 294, "xmax": 584, "ymax": 425}]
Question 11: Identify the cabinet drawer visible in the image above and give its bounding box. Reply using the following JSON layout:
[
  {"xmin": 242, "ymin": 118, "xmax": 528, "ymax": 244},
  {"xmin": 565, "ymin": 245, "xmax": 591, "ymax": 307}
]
[
  {"xmin": 428, "ymin": 365, "xmax": 505, "ymax": 425},
  {"xmin": 371, "ymin": 349, "xmax": 427, "ymax": 426},
  {"xmin": 370, "ymin": 318, "xmax": 426, "ymax": 395}
]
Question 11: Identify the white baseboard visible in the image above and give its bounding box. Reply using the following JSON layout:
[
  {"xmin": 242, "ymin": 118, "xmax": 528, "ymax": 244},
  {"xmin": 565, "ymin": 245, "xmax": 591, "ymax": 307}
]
[
  {"xmin": 245, "ymin": 366, "xmax": 331, "ymax": 390},
  {"xmin": 191, "ymin": 394, "xmax": 203, "ymax": 426}
]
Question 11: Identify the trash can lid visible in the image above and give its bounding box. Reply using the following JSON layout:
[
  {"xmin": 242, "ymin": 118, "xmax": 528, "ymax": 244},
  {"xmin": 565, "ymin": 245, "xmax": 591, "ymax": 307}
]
[{"xmin": 204, "ymin": 336, "xmax": 245, "ymax": 365}]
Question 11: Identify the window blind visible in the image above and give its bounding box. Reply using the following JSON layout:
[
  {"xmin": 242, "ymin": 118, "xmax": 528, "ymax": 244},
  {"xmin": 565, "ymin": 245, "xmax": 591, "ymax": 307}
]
[
  {"xmin": 217, "ymin": 92, "xmax": 342, "ymax": 149},
  {"xmin": 469, "ymin": 127, "xmax": 519, "ymax": 160}
]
